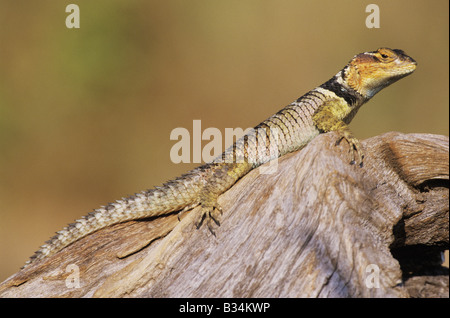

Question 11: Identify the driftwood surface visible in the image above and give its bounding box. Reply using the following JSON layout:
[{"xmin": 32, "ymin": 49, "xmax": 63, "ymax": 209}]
[{"xmin": 0, "ymin": 132, "xmax": 448, "ymax": 298}]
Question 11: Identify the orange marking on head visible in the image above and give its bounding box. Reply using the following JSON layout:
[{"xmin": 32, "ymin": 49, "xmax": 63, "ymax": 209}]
[{"xmin": 344, "ymin": 48, "xmax": 416, "ymax": 98}]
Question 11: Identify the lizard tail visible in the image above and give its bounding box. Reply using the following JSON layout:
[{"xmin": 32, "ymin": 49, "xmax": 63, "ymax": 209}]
[{"xmin": 24, "ymin": 166, "xmax": 208, "ymax": 268}]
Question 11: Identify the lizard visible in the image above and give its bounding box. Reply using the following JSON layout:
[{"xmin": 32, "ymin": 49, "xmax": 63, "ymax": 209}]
[{"xmin": 24, "ymin": 47, "xmax": 416, "ymax": 268}]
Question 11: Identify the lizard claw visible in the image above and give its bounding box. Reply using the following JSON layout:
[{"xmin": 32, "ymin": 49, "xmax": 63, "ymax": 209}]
[
  {"xmin": 336, "ymin": 131, "xmax": 364, "ymax": 168},
  {"xmin": 209, "ymin": 204, "xmax": 222, "ymax": 226},
  {"xmin": 195, "ymin": 200, "xmax": 222, "ymax": 235}
]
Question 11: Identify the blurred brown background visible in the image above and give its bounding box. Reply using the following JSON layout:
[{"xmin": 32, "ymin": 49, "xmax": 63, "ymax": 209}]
[{"xmin": 0, "ymin": 0, "xmax": 448, "ymax": 281}]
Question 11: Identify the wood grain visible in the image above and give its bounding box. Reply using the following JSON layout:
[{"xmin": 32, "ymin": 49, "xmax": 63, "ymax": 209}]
[{"xmin": 1, "ymin": 132, "xmax": 448, "ymax": 297}]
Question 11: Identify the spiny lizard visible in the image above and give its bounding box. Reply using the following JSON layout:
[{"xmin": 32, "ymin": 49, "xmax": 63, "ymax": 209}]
[{"xmin": 24, "ymin": 48, "xmax": 416, "ymax": 267}]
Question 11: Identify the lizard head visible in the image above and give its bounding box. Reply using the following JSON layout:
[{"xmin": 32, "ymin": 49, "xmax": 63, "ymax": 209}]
[{"xmin": 344, "ymin": 48, "xmax": 417, "ymax": 99}]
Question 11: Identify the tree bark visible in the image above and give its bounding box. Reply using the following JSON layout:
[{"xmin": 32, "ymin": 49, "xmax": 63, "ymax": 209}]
[{"xmin": 0, "ymin": 132, "xmax": 448, "ymax": 298}]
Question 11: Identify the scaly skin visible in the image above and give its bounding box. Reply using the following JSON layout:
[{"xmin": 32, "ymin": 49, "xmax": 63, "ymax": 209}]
[{"xmin": 24, "ymin": 48, "xmax": 416, "ymax": 267}]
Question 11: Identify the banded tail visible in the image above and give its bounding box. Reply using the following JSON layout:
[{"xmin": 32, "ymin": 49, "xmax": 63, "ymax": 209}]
[{"xmin": 24, "ymin": 166, "xmax": 208, "ymax": 267}]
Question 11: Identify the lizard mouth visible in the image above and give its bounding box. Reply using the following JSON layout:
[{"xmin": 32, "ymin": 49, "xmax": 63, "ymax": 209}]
[
  {"xmin": 401, "ymin": 55, "xmax": 417, "ymax": 72},
  {"xmin": 400, "ymin": 63, "xmax": 417, "ymax": 75},
  {"xmin": 393, "ymin": 58, "xmax": 417, "ymax": 77}
]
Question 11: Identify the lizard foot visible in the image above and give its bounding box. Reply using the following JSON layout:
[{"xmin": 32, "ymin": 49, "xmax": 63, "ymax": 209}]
[
  {"xmin": 195, "ymin": 199, "xmax": 223, "ymax": 236},
  {"xmin": 335, "ymin": 131, "xmax": 364, "ymax": 167}
]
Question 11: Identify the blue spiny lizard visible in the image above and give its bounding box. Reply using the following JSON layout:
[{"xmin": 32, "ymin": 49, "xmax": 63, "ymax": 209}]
[{"xmin": 25, "ymin": 48, "xmax": 416, "ymax": 267}]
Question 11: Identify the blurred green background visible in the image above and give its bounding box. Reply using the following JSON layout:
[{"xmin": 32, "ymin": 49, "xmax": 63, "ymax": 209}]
[{"xmin": 0, "ymin": 0, "xmax": 448, "ymax": 281}]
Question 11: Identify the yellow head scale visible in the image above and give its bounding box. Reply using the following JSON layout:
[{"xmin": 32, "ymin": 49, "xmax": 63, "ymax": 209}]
[{"xmin": 344, "ymin": 48, "xmax": 417, "ymax": 98}]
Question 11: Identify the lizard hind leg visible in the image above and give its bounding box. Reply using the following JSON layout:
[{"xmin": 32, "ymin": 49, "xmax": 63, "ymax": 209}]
[
  {"xmin": 195, "ymin": 162, "xmax": 252, "ymax": 235},
  {"xmin": 195, "ymin": 192, "xmax": 223, "ymax": 235},
  {"xmin": 195, "ymin": 164, "xmax": 231, "ymax": 235}
]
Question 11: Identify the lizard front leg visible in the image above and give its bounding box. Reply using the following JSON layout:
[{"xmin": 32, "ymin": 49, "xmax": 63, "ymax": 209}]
[{"xmin": 312, "ymin": 101, "xmax": 364, "ymax": 167}]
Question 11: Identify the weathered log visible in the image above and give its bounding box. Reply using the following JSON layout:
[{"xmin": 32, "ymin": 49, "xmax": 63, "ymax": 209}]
[{"xmin": 0, "ymin": 132, "xmax": 448, "ymax": 298}]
